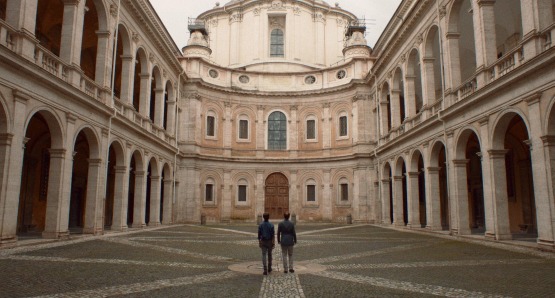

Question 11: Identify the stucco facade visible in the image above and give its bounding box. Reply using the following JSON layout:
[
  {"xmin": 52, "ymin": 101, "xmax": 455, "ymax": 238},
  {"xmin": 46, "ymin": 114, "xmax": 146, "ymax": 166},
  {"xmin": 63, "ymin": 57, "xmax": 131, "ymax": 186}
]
[{"xmin": 0, "ymin": 0, "xmax": 554, "ymax": 251}]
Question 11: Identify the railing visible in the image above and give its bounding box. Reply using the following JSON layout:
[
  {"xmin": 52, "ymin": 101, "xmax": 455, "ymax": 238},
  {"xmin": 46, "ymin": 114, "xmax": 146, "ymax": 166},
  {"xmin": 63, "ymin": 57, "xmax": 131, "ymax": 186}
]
[
  {"xmin": 456, "ymin": 77, "xmax": 478, "ymax": 102},
  {"xmin": 34, "ymin": 45, "xmax": 68, "ymax": 82},
  {"xmin": 0, "ymin": 20, "xmax": 16, "ymax": 51},
  {"xmin": 80, "ymin": 76, "xmax": 104, "ymax": 102},
  {"xmin": 488, "ymin": 45, "xmax": 523, "ymax": 82},
  {"xmin": 430, "ymin": 98, "xmax": 443, "ymax": 116}
]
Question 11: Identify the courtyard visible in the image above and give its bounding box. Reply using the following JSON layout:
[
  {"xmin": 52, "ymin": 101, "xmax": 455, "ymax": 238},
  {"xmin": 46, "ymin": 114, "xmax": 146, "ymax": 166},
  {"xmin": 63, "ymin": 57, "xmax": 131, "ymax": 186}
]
[{"xmin": 0, "ymin": 224, "xmax": 554, "ymax": 297}]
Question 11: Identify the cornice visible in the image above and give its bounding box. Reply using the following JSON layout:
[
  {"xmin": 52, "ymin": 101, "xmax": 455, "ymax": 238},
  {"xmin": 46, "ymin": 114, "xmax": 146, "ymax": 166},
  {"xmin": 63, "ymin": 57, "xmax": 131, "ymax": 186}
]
[{"xmin": 123, "ymin": 0, "xmax": 182, "ymax": 74}]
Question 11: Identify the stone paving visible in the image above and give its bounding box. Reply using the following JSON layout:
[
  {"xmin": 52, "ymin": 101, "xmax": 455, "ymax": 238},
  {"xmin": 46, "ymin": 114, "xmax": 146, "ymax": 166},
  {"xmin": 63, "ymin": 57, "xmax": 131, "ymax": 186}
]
[{"xmin": 0, "ymin": 224, "xmax": 554, "ymax": 297}]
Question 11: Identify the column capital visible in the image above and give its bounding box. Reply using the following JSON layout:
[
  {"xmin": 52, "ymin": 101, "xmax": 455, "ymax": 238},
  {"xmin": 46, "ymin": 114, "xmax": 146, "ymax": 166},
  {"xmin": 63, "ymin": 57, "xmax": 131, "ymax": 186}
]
[
  {"xmin": 477, "ymin": 0, "xmax": 496, "ymax": 7},
  {"xmin": 393, "ymin": 176, "xmax": 403, "ymax": 181},
  {"xmin": 427, "ymin": 167, "xmax": 441, "ymax": 173},
  {"xmin": 49, "ymin": 149, "xmax": 67, "ymax": 158},
  {"xmin": 452, "ymin": 159, "xmax": 469, "ymax": 166},
  {"xmin": 406, "ymin": 172, "xmax": 419, "ymax": 178},
  {"xmin": 61, "ymin": 0, "xmax": 80, "ymax": 6},
  {"xmin": 87, "ymin": 159, "xmax": 103, "ymax": 166},
  {"xmin": 134, "ymin": 170, "xmax": 146, "ymax": 176},
  {"xmin": 524, "ymin": 92, "xmax": 542, "ymax": 106},
  {"xmin": 114, "ymin": 166, "xmax": 127, "ymax": 174},
  {"xmin": 488, "ymin": 149, "xmax": 509, "ymax": 158},
  {"xmin": 381, "ymin": 179, "xmax": 390, "ymax": 184},
  {"xmin": 445, "ymin": 32, "xmax": 460, "ymax": 39}
]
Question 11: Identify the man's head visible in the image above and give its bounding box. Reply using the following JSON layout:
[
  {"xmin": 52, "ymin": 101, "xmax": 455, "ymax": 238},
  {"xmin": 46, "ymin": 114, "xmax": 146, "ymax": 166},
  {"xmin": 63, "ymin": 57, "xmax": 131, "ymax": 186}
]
[
  {"xmin": 283, "ymin": 212, "xmax": 290, "ymax": 220},
  {"xmin": 263, "ymin": 212, "xmax": 270, "ymax": 221}
]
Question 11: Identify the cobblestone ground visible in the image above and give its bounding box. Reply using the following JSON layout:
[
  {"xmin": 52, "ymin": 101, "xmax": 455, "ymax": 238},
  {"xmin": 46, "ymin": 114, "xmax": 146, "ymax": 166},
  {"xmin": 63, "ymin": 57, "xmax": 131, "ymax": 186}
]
[{"xmin": 1, "ymin": 224, "xmax": 554, "ymax": 297}]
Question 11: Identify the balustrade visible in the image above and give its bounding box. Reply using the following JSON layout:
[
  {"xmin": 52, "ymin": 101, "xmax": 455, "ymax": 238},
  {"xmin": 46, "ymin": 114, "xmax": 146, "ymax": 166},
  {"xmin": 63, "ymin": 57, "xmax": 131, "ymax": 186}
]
[{"xmin": 488, "ymin": 45, "xmax": 524, "ymax": 82}]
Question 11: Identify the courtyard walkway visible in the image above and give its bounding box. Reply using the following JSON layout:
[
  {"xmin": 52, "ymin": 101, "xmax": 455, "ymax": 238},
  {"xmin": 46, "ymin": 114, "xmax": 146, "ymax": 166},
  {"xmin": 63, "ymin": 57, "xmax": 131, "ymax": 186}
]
[{"xmin": 0, "ymin": 224, "xmax": 554, "ymax": 297}]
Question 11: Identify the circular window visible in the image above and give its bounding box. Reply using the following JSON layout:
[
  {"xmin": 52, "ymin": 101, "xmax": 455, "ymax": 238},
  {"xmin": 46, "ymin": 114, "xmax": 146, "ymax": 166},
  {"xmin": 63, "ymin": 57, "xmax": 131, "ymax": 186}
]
[
  {"xmin": 239, "ymin": 75, "xmax": 250, "ymax": 84},
  {"xmin": 337, "ymin": 70, "xmax": 346, "ymax": 79},
  {"xmin": 209, "ymin": 69, "xmax": 219, "ymax": 78},
  {"xmin": 305, "ymin": 75, "xmax": 316, "ymax": 85}
]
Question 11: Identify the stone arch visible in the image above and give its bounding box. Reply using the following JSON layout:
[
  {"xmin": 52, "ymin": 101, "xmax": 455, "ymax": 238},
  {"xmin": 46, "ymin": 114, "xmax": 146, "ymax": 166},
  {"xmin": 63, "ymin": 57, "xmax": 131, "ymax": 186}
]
[
  {"xmin": 127, "ymin": 149, "xmax": 145, "ymax": 227},
  {"xmin": 266, "ymin": 110, "xmax": 289, "ymax": 150},
  {"xmin": 491, "ymin": 109, "xmax": 531, "ymax": 150},
  {"xmin": 146, "ymin": 156, "xmax": 161, "ymax": 226},
  {"xmin": 381, "ymin": 82, "xmax": 392, "ymax": 133},
  {"xmin": 149, "ymin": 65, "xmax": 163, "ymax": 123},
  {"xmin": 132, "ymin": 47, "xmax": 149, "ymax": 113},
  {"xmin": 446, "ymin": 0, "xmax": 477, "ymax": 86},
  {"xmin": 429, "ymin": 139, "xmax": 450, "ymax": 230},
  {"xmin": 25, "ymin": 108, "xmax": 65, "ymax": 150},
  {"xmin": 35, "ymin": 0, "xmax": 64, "ymax": 56},
  {"xmin": 394, "ymin": 156, "xmax": 408, "ymax": 226},
  {"xmin": 113, "ymin": 23, "xmax": 133, "ymax": 100},
  {"xmin": 104, "ymin": 139, "xmax": 126, "ymax": 229},
  {"xmin": 392, "ymin": 67, "xmax": 405, "ymax": 124},
  {"xmin": 162, "ymin": 80, "xmax": 173, "ymax": 130},
  {"xmin": 493, "ymin": 0, "xmax": 523, "ymax": 58},
  {"xmin": 382, "ymin": 161, "xmax": 393, "ymax": 224},
  {"xmin": 409, "ymin": 149, "xmax": 427, "ymax": 227},
  {"xmin": 232, "ymin": 171, "xmax": 255, "ymax": 207}
]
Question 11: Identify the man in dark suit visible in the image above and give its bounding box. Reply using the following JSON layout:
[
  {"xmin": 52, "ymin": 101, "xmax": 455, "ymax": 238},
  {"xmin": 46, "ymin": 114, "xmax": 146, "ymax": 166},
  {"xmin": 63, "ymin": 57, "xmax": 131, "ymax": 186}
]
[
  {"xmin": 277, "ymin": 212, "xmax": 297, "ymax": 273},
  {"xmin": 258, "ymin": 212, "xmax": 275, "ymax": 275}
]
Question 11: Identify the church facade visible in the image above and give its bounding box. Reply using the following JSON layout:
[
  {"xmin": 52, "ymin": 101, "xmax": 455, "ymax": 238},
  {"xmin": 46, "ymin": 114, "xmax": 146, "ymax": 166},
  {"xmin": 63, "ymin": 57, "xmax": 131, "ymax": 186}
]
[{"xmin": 0, "ymin": 0, "xmax": 554, "ymax": 251}]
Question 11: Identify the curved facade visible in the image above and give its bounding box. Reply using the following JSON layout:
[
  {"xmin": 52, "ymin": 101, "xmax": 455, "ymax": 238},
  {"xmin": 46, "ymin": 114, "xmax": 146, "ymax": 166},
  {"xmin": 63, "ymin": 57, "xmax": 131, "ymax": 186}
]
[{"xmin": 0, "ymin": 0, "xmax": 555, "ymax": 251}]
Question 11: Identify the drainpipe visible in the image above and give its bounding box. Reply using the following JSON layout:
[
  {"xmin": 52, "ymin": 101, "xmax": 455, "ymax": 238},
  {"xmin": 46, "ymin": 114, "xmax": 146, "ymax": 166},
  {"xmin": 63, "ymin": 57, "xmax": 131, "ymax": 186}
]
[
  {"xmin": 172, "ymin": 70, "xmax": 185, "ymax": 223},
  {"xmin": 102, "ymin": 0, "xmax": 121, "ymax": 232},
  {"xmin": 436, "ymin": 0, "xmax": 452, "ymax": 235}
]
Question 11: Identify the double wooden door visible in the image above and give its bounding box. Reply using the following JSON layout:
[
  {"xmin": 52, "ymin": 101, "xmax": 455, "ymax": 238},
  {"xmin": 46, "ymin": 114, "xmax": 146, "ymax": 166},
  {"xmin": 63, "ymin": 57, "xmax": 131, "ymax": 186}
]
[{"xmin": 264, "ymin": 173, "xmax": 289, "ymax": 220}]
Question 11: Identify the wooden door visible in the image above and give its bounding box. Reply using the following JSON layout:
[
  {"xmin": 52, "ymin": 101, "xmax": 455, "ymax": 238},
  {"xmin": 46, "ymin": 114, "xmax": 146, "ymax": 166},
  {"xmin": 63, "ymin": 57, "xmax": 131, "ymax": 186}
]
[{"xmin": 265, "ymin": 173, "xmax": 289, "ymax": 220}]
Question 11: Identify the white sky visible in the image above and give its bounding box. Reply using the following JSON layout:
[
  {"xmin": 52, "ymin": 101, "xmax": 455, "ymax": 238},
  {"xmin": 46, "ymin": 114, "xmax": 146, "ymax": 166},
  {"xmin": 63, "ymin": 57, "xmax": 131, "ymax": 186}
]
[{"xmin": 150, "ymin": 0, "xmax": 402, "ymax": 50}]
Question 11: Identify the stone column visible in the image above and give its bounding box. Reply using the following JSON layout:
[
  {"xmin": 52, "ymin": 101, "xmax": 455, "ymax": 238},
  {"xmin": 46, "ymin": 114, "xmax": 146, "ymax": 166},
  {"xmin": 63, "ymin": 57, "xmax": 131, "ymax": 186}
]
[
  {"xmin": 256, "ymin": 170, "xmax": 265, "ymax": 218},
  {"xmin": 476, "ymin": 118, "xmax": 495, "ymax": 238},
  {"xmin": 166, "ymin": 100, "xmax": 176, "ymax": 135},
  {"xmin": 392, "ymin": 176, "xmax": 404, "ymax": 226},
  {"xmin": 452, "ymin": 159, "xmax": 471, "ymax": 235},
  {"xmin": 139, "ymin": 73, "xmax": 151, "ymax": 118},
  {"xmin": 162, "ymin": 178, "xmax": 173, "ymax": 225},
  {"xmin": 322, "ymin": 103, "xmax": 331, "ymax": 150},
  {"xmin": 111, "ymin": 165, "xmax": 128, "ymax": 231},
  {"xmin": 132, "ymin": 170, "xmax": 146, "ymax": 228},
  {"xmin": 148, "ymin": 175, "xmax": 161, "ymax": 226},
  {"xmin": 426, "ymin": 167, "xmax": 442, "ymax": 230},
  {"xmin": 256, "ymin": 106, "xmax": 265, "ymax": 158},
  {"xmin": 353, "ymin": 166, "xmax": 367, "ymax": 222},
  {"xmin": 406, "ymin": 172, "xmax": 420, "ymax": 228},
  {"xmin": 543, "ymin": 136, "xmax": 555, "ymax": 246},
  {"xmin": 422, "ymin": 58, "xmax": 437, "ymax": 105},
  {"xmin": 381, "ymin": 179, "xmax": 391, "ymax": 224},
  {"xmin": 488, "ymin": 150, "xmax": 512, "ymax": 240},
  {"xmin": 5, "ymin": 0, "xmax": 38, "ymax": 61},
  {"xmin": 229, "ymin": 13, "xmax": 241, "ymax": 66},
  {"xmin": 526, "ymin": 95, "xmax": 555, "ymax": 246},
  {"xmin": 390, "ymin": 89, "xmax": 401, "ymax": 128},
  {"xmin": 323, "ymin": 169, "xmax": 332, "ymax": 221},
  {"xmin": 95, "ymin": 30, "xmax": 111, "ymax": 87},
  {"xmin": 222, "ymin": 170, "xmax": 232, "ymax": 223},
  {"xmin": 43, "ymin": 149, "xmax": 70, "ymax": 239},
  {"xmin": 314, "ymin": 12, "xmax": 326, "ymax": 65},
  {"xmin": 119, "ymin": 55, "xmax": 134, "ymax": 104},
  {"xmin": 60, "ymin": 0, "xmax": 85, "ymax": 86},
  {"xmin": 154, "ymin": 88, "xmax": 165, "ymax": 127},
  {"xmin": 289, "ymin": 106, "xmax": 298, "ymax": 154},
  {"xmin": 0, "ymin": 92, "xmax": 29, "ymax": 244},
  {"xmin": 379, "ymin": 101, "xmax": 390, "ymax": 135},
  {"xmin": 475, "ymin": 0, "xmax": 496, "ymax": 86},
  {"xmin": 223, "ymin": 103, "xmax": 232, "ymax": 156},
  {"xmin": 445, "ymin": 33, "xmax": 461, "ymax": 92},
  {"xmin": 83, "ymin": 158, "xmax": 103, "ymax": 235},
  {"xmin": 404, "ymin": 76, "xmax": 416, "ymax": 119},
  {"xmin": 290, "ymin": 170, "xmax": 298, "ymax": 216}
]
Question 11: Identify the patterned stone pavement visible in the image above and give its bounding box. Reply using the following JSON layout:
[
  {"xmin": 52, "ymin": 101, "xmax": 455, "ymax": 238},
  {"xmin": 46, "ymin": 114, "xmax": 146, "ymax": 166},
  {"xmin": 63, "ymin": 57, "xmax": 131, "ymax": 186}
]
[{"xmin": 0, "ymin": 224, "xmax": 554, "ymax": 297}]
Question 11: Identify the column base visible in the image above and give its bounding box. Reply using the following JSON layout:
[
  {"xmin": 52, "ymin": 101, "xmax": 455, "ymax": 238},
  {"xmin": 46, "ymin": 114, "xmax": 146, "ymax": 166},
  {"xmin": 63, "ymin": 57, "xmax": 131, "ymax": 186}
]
[
  {"xmin": 0, "ymin": 236, "xmax": 17, "ymax": 247},
  {"xmin": 42, "ymin": 231, "xmax": 70, "ymax": 240},
  {"xmin": 82, "ymin": 227, "xmax": 104, "ymax": 235},
  {"xmin": 496, "ymin": 233, "xmax": 513, "ymax": 241},
  {"xmin": 148, "ymin": 222, "xmax": 161, "ymax": 227},
  {"xmin": 131, "ymin": 223, "xmax": 146, "ymax": 229},
  {"xmin": 537, "ymin": 238, "xmax": 555, "ymax": 249}
]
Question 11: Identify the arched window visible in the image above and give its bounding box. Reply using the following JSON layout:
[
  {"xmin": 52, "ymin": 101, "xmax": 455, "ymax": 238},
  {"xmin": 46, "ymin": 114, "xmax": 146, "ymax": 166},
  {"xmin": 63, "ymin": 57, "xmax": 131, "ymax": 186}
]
[
  {"xmin": 237, "ymin": 179, "xmax": 248, "ymax": 204},
  {"xmin": 204, "ymin": 178, "xmax": 215, "ymax": 205},
  {"xmin": 237, "ymin": 115, "xmax": 250, "ymax": 141},
  {"xmin": 206, "ymin": 111, "xmax": 217, "ymax": 138},
  {"xmin": 305, "ymin": 179, "xmax": 317, "ymax": 203},
  {"xmin": 338, "ymin": 178, "xmax": 349, "ymax": 203},
  {"xmin": 268, "ymin": 111, "xmax": 287, "ymax": 150},
  {"xmin": 270, "ymin": 29, "xmax": 284, "ymax": 57},
  {"xmin": 338, "ymin": 112, "xmax": 349, "ymax": 138}
]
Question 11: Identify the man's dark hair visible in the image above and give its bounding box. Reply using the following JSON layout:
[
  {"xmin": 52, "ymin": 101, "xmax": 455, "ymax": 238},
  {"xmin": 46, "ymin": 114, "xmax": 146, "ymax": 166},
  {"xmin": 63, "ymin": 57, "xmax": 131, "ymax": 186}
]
[
  {"xmin": 283, "ymin": 212, "xmax": 290, "ymax": 220},
  {"xmin": 263, "ymin": 213, "xmax": 270, "ymax": 221}
]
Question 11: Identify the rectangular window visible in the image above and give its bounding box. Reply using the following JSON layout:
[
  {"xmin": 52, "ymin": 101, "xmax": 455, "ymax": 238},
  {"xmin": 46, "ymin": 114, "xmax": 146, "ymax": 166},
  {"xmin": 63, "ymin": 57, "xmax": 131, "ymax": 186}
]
[
  {"xmin": 205, "ymin": 184, "xmax": 213, "ymax": 202},
  {"xmin": 307, "ymin": 120, "xmax": 315, "ymax": 140},
  {"xmin": 238, "ymin": 185, "xmax": 247, "ymax": 202},
  {"xmin": 339, "ymin": 116, "xmax": 348, "ymax": 137},
  {"xmin": 340, "ymin": 183, "xmax": 348, "ymax": 201},
  {"xmin": 307, "ymin": 185, "xmax": 316, "ymax": 202},
  {"xmin": 207, "ymin": 116, "xmax": 215, "ymax": 137},
  {"xmin": 239, "ymin": 120, "xmax": 249, "ymax": 139}
]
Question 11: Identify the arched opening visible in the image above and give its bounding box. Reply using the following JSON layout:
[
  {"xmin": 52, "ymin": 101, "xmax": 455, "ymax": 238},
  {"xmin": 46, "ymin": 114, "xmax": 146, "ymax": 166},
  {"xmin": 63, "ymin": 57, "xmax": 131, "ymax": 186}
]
[
  {"xmin": 418, "ymin": 155, "xmax": 426, "ymax": 227},
  {"xmin": 381, "ymin": 83, "xmax": 392, "ymax": 132},
  {"xmin": 466, "ymin": 132, "xmax": 485, "ymax": 234},
  {"xmin": 18, "ymin": 114, "xmax": 51, "ymax": 235},
  {"xmin": 411, "ymin": 151, "xmax": 427, "ymax": 228},
  {"xmin": 494, "ymin": 0, "xmax": 522, "ymax": 58},
  {"xmin": 145, "ymin": 163, "xmax": 151, "ymax": 225},
  {"xmin": 69, "ymin": 131, "xmax": 90, "ymax": 232},
  {"xmin": 265, "ymin": 173, "xmax": 289, "ymax": 219},
  {"xmin": 80, "ymin": 0, "xmax": 99, "ymax": 80},
  {"xmin": 161, "ymin": 164, "xmax": 172, "ymax": 224},
  {"xmin": 448, "ymin": 0, "xmax": 476, "ymax": 85},
  {"xmin": 150, "ymin": 67, "xmax": 160, "ymax": 123},
  {"xmin": 160, "ymin": 169, "xmax": 165, "ymax": 223},
  {"xmin": 0, "ymin": 0, "xmax": 6, "ymax": 20},
  {"xmin": 504, "ymin": 116, "xmax": 536, "ymax": 237},
  {"xmin": 424, "ymin": 26, "xmax": 443, "ymax": 102},
  {"xmin": 394, "ymin": 159, "xmax": 408, "ymax": 226},
  {"xmin": 146, "ymin": 158, "xmax": 161, "ymax": 226},
  {"xmin": 430, "ymin": 141, "xmax": 450, "ymax": 231},
  {"xmin": 35, "ymin": 0, "xmax": 64, "ymax": 56},
  {"xmin": 163, "ymin": 81, "xmax": 171, "ymax": 130},
  {"xmin": 408, "ymin": 49, "xmax": 423, "ymax": 114},
  {"xmin": 439, "ymin": 146, "xmax": 449, "ymax": 230},
  {"xmin": 268, "ymin": 111, "xmax": 287, "ymax": 150},
  {"xmin": 401, "ymin": 162, "xmax": 408, "ymax": 225},
  {"xmin": 382, "ymin": 163, "xmax": 393, "ymax": 224},
  {"xmin": 113, "ymin": 27, "xmax": 124, "ymax": 99},
  {"xmin": 127, "ymin": 154, "xmax": 137, "ymax": 226}
]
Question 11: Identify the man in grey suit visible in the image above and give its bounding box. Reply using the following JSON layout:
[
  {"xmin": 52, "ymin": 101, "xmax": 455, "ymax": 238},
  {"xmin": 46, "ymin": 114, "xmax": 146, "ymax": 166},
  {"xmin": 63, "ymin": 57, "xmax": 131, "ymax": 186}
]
[{"xmin": 277, "ymin": 212, "xmax": 297, "ymax": 273}]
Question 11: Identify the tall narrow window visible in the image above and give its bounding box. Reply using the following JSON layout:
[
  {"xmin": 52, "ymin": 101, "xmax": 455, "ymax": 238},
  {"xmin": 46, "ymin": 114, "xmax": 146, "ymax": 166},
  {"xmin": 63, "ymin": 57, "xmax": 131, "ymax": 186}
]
[
  {"xmin": 339, "ymin": 116, "xmax": 348, "ymax": 137},
  {"xmin": 239, "ymin": 119, "xmax": 249, "ymax": 140},
  {"xmin": 207, "ymin": 115, "xmax": 215, "ymax": 137},
  {"xmin": 205, "ymin": 184, "xmax": 214, "ymax": 202},
  {"xmin": 270, "ymin": 29, "xmax": 284, "ymax": 57},
  {"xmin": 340, "ymin": 183, "xmax": 349, "ymax": 201},
  {"xmin": 307, "ymin": 185, "xmax": 316, "ymax": 202},
  {"xmin": 238, "ymin": 185, "xmax": 247, "ymax": 202},
  {"xmin": 307, "ymin": 119, "xmax": 316, "ymax": 140},
  {"xmin": 268, "ymin": 111, "xmax": 287, "ymax": 150}
]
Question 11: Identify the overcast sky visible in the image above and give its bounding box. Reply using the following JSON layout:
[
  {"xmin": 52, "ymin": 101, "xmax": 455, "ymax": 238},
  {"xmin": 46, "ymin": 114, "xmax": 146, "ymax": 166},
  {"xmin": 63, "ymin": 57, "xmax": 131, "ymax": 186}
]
[{"xmin": 150, "ymin": 0, "xmax": 402, "ymax": 50}]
